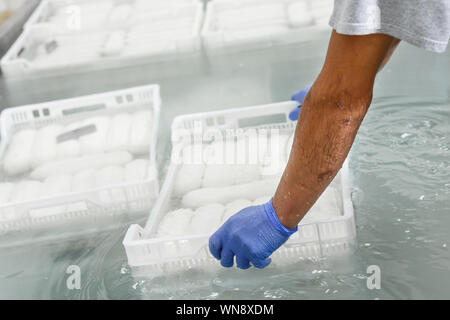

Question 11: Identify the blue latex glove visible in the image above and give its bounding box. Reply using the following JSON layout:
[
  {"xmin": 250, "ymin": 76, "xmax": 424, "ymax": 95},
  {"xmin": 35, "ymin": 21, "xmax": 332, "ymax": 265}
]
[
  {"xmin": 289, "ymin": 84, "xmax": 312, "ymax": 121},
  {"xmin": 209, "ymin": 199, "xmax": 297, "ymax": 269}
]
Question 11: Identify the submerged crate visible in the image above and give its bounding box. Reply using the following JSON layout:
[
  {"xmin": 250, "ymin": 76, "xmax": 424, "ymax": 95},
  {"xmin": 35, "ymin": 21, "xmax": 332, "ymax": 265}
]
[
  {"xmin": 123, "ymin": 101, "xmax": 356, "ymax": 270},
  {"xmin": 1, "ymin": 2, "xmax": 204, "ymax": 79},
  {"xmin": 202, "ymin": 0, "xmax": 333, "ymax": 53},
  {"xmin": 0, "ymin": 84, "xmax": 161, "ymax": 246}
]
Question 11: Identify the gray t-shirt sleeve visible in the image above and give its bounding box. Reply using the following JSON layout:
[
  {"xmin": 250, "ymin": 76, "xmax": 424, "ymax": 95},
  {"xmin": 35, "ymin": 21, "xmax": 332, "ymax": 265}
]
[{"xmin": 329, "ymin": 0, "xmax": 450, "ymax": 53}]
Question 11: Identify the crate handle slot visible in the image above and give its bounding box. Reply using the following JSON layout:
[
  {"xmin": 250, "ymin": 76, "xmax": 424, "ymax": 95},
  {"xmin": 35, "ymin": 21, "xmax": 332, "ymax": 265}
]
[
  {"xmin": 238, "ymin": 113, "xmax": 287, "ymax": 128},
  {"xmin": 62, "ymin": 103, "xmax": 106, "ymax": 116},
  {"xmin": 28, "ymin": 200, "xmax": 90, "ymax": 220},
  {"xmin": 17, "ymin": 46, "xmax": 26, "ymax": 58}
]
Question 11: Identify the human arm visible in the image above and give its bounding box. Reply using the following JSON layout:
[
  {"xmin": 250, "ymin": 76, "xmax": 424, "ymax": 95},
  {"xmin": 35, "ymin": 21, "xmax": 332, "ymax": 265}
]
[
  {"xmin": 290, "ymin": 36, "xmax": 399, "ymax": 120},
  {"xmin": 274, "ymin": 30, "xmax": 399, "ymax": 228},
  {"xmin": 209, "ymin": 30, "xmax": 400, "ymax": 268}
]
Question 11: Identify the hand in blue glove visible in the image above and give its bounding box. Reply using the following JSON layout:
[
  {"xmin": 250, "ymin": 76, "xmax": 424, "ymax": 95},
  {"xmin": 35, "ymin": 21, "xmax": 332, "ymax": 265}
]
[
  {"xmin": 289, "ymin": 84, "xmax": 312, "ymax": 121},
  {"xmin": 209, "ymin": 199, "xmax": 297, "ymax": 269}
]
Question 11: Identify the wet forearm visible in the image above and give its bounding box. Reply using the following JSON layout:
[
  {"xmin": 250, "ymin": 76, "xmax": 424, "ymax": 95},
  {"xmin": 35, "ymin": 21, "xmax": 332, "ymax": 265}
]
[
  {"xmin": 273, "ymin": 31, "xmax": 399, "ymax": 229},
  {"xmin": 273, "ymin": 79, "xmax": 372, "ymax": 228}
]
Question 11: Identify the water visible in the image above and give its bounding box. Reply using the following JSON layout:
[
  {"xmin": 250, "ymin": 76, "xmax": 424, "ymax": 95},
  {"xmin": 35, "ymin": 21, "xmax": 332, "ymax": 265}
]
[{"xmin": 0, "ymin": 35, "xmax": 449, "ymax": 299}]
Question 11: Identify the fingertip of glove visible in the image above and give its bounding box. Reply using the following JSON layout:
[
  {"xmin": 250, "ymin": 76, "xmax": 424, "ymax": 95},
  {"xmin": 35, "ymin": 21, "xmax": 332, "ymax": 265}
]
[
  {"xmin": 209, "ymin": 236, "xmax": 221, "ymax": 260},
  {"xmin": 292, "ymin": 84, "xmax": 312, "ymax": 103},
  {"xmin": 288, "ymin": 108, "xmax": 299, "ymax": 121},
  {"xmin": 252, "ymin": 258, "xmax": 271, "ymax": 269},
  {"xmin": 237, "ymin": 264, "xmax": 251, "ymax": 270},
  {"xmin": 220, "ymin": 260, "xmax": 234, "ymax": 268}
]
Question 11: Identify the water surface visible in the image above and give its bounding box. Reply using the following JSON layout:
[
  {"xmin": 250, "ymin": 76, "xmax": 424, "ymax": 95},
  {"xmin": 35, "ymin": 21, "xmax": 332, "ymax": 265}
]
[{"xmin": 0, "ymin": 35, "xmax": 448, "ymax": 299}]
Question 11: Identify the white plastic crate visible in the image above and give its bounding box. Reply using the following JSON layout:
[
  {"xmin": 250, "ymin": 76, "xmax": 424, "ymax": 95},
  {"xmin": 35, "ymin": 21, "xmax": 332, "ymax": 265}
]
[
  {"xmin": 202, "ymin": 0, "xmax": 333, "ymax": 53},
  {"xmin": 123, "ymin": 101, "xmax": 356, "ymax": 270},
  {"xmin": 25, "ymin": 0, "xmax": 202, "ymax": 33},
  {"xmin": 0, "ymin": 84, "xmax": 161, "ymax": 245},
  {"xmin": 1, "ymin": 2, "xmax": 204, "ymax": 79}
]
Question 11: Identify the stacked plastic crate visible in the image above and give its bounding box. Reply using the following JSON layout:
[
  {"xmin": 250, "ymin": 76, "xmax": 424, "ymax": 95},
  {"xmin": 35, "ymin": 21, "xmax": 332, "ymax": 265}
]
[
  {"xmin": 0, "ymin": 84, "xmax": 161, "ymax": 245},
  {"xmin": 1, "ymin": 0, "xmax": 204, "ymax": 78},
  {"xmin": 1, "ymin": 0, "xmax": 335, "ymax": 78},
  {"xmin": 202, "ymin": 0, "xmax": 334, "ymax": 52}
]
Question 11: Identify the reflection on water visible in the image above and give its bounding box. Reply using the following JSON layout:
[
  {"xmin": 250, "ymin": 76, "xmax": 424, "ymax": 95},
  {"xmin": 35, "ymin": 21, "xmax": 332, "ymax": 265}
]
[{"xmin": 0, "ymin": 39, "xmax": 449, "ymax": 299}]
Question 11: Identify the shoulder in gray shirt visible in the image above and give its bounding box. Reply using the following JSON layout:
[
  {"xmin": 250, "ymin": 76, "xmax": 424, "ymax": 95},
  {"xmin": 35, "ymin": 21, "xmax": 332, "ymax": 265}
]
[{"xmin": 329, "ymin": 0, "xmax": 450, "ymax": 53}]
